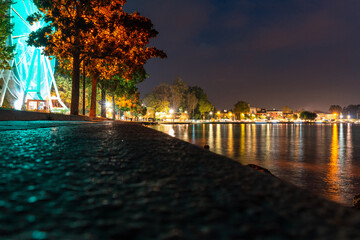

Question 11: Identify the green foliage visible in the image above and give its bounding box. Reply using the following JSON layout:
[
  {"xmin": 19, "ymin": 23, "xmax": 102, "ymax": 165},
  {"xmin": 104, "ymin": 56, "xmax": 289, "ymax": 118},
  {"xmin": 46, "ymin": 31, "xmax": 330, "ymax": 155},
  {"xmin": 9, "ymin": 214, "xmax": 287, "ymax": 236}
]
[
  {"xmin": 105, "ymin": 67, "xmax": 147, "ymax": 98},
  {"xmin": 143, "ymin": 81, "xmax": 213, "ymax": 119},
  {"xmin": 234, "ymin": 101, "xmax": 250, "ymax": 120},
  {"xmin": 0, "ymin": 0, "xmax": 14, "ymax": 70},
  {"xmin": 187, "ymin": 86, "xmax": 213, "ymax": 119},
  {"xmin": 188, "ymin": 86, "xmax": 207, "ymax": 102},
  {"xmin": 143, "ymin": 91, "xmax": 170, "ymax": 113},
  {"xmin": 299, "ymin": 111, "xmax": 317, "ymax": 120},
  {"xmin": 198, "ymin": 99, "xmax": 212, "ymax": 118},
  {"xmin": 54, "ymin": 73, "xmax": 72, "ymax": 108}
]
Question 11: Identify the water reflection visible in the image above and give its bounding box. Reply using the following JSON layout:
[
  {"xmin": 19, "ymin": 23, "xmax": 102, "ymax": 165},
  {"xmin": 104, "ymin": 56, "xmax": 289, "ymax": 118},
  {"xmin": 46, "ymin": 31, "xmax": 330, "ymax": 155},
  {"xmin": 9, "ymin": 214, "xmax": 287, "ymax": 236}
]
[
  {"xmin": 228, "ymin": 124, "xmax": 234, "ymax": 158},
  {"xmin": 240, "ymin": 124, "xmax": 245, "ymax": 158},
  {"xmin": 327, "ymin": 124, "xmax": 341, "ymax": 202},
  {"xmin": 153, "ymin": 123, "xmax": 360, "ymax": 206}
]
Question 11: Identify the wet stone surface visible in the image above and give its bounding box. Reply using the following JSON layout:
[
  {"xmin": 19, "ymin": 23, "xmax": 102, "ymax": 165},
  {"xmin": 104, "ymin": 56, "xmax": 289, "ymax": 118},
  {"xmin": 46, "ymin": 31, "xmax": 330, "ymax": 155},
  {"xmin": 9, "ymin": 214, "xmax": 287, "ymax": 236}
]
[{"xmin": 1, "ymin": 121, "xmax": 360, "ymax": 239}]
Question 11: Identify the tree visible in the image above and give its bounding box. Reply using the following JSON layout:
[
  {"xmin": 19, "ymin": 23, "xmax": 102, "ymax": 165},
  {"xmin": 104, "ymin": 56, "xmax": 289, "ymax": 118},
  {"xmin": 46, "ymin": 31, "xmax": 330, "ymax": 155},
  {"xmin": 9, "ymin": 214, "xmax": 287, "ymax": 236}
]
[
  {"xmin": 185, "ymin": 91, "xmax": 198, "ymax": 117},
  {"xmin": 143, "ymin": 83, "xmax": 170, "ymax": 113},
  {"xmin": 198, "ymin": 99, "xmax": 212, "ymax": 118},
  {"xmin": 343, "ymin": 105, "xmax": 360, "ymax": 119},
  {"xmin": 102, "ymin": 68, "xmax": 147, "ymax": 118},
  {"xmin": 299, "ymin": 111, "xmax": 317, "ymax": 121},
  {"xmin": 188, "ymin": 86, "xmax": 212, "ymax": 119},
  {"xmin": 169, "ymin": 77, "xmax": 187, "ymax": 111},
  {"xmin": 54, "ymin": 73, "xmax": 72, "ymax": 108},
  {"xmin": 329, "ymin": 105, "xmax": 342, "ymax": 115},
  {"xmin": 28, "ymin": 0, "xmax": 166, "ymax": 115},
  {"xmin": 28, "ymin": 0, "xmax": 100, "ymax": 115},
  {"xmin": 234, "ymin": 101, "xmax": 250, "ymax": 120},
  {"xmin": 0, "ymin": 0, "xmax": 14, "ymax": 70},
  {"xmin": 281, "ymin": 105, "xmax": 292, "ymax": 114}
]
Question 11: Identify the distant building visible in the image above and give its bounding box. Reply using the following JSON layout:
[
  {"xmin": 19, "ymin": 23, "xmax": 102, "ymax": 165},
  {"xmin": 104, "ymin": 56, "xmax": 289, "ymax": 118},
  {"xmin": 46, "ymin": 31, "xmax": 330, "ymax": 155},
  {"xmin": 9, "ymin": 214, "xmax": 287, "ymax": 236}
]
[
  {"xmin": 249, "ymin": 107, "xmax": 257, "ymax": 114},
  {"xmin": 255, "ymin": 108, "xmax": 267, "ymax": 119},
  {"xmin": 316, "ymin": 113, "xmax": 337, "ymax": 121},
  {"xmin": 266, "ymin": 109, "xmax": 283, "ymax": 119}
]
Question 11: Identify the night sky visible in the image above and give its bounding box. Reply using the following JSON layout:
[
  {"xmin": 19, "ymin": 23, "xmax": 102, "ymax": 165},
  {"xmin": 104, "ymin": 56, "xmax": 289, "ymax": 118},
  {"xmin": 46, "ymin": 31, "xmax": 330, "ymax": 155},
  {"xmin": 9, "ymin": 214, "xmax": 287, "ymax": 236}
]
[{"xmin": 125, "ymin": 0, "xmax": 360, "ymax": 112}]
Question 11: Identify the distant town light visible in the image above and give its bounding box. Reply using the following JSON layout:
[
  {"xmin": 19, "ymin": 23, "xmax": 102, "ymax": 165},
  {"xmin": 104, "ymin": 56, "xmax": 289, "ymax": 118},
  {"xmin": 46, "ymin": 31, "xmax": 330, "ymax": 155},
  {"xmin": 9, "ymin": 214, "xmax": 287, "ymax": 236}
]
[
  {"xmin": 169, "ymin": 109, "xmax": 174, "ymax": 114},
  {"xmin": 210, "ymin": 111, "xmax": 213, "ymax": 115}
]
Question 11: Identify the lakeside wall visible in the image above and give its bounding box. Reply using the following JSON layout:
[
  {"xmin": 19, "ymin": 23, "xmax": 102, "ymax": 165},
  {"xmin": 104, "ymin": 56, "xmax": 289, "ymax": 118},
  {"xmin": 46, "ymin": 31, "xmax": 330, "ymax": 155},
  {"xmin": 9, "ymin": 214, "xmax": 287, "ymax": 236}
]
[{"xmin": 0, "ymin": 109, "xmax": 94, "ymax": 121}]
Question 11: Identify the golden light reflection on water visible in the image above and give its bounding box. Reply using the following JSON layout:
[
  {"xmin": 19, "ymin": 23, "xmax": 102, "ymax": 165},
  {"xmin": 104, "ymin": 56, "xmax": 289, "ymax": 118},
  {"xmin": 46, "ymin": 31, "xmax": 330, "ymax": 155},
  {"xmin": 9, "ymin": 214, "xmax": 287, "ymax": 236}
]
[
  {"xmin": 154, "ymin": 123, "xmax": 359, "ymax": 206},
  {"xmin": 327, "ymin": 124, "xmax": 341, "ymax": 202},
  {"xmin": 240, "ymin": 124, "xmax": 245, "ymax": 157},
  {"xmin": 251, "ymin": 124, "xmax": 256, "ymax": 159},
  {"xmin": 183, "ymin": 125, "xmax": 189, "ymax": 142},
  {"xmin": 216, "ymin": 124, "xmax": 221, "ymax": 153},
  {"xmin": 228, "ymin": 124, "xmax": 234, "ymax": 158},
  {"xmin": 208, "ymin": 124, "xmax": 214, "ymax": 149}
]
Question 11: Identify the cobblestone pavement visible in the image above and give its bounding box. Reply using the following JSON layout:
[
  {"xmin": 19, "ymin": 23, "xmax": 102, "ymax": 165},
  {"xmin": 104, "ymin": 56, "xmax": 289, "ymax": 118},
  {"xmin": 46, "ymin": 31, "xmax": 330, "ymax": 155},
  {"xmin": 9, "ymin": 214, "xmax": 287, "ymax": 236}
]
[{"xmin": 1, "ymin": 121, "xmax": 360, "ymax": 239}]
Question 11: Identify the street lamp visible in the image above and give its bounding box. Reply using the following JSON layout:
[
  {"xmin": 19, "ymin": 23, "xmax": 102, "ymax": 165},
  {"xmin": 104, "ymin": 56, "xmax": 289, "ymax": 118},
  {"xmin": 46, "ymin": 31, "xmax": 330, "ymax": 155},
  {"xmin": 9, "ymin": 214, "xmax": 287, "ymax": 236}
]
[
  {"xmin": 169, "ymin": 109, "xmax": 174, "ymax": 122},
  {"xmin": 209, "ymin": 111, "xmax": 213, "ymax": 121}
]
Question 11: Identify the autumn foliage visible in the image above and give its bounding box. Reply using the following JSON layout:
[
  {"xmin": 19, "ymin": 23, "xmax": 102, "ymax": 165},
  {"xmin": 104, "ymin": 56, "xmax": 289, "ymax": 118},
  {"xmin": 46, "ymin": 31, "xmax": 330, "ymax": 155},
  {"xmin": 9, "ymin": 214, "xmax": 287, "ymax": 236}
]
[{"xmin": 28, "ymin": 0, "xmax": 166, "ymax": 115}]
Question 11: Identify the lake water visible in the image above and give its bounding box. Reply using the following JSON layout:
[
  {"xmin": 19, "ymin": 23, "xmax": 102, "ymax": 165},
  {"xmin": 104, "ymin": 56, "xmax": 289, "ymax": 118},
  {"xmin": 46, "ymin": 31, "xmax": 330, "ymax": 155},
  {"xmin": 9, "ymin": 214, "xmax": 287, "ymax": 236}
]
[{"xmin": 152, "ymin": 123, "xmax": 360, "ymax": 206}]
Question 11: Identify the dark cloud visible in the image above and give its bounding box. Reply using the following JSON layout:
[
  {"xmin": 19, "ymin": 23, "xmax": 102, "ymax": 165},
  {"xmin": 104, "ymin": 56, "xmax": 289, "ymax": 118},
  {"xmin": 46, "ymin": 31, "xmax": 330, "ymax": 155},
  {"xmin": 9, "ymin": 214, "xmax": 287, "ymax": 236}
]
[{"xmin": 125, "ymin": 0, "xmax": 360, "ymax": 112}]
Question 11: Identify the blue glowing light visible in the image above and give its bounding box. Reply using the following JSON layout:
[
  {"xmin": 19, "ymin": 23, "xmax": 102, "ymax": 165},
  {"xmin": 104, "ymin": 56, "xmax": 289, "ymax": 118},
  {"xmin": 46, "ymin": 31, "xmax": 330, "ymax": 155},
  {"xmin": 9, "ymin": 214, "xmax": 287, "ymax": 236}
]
[{"xmin": 0, "ymin": 0, "xmax": 67, "ymax": 111}]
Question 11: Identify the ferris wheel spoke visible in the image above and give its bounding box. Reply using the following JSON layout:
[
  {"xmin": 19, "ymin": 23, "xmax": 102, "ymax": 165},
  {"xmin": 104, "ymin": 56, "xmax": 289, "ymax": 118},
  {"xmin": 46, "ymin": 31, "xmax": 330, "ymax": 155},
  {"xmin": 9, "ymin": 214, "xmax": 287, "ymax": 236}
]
[
  {"xmin": 28, "ymin": 0, "xmax": 34, "ymax": 14},
  {"xmin": 16, "ymin": 46, "xmax": 33, "ymax": 67},
  {"xmin": 22, "ymin": 0, "xmax": 30, "ymax": 16},
  {"xmin": 11, "ymin": 7, "xmax": 32, "ymax": 30},
  {"xmin": 12, "ymin": 34, "xmax": 28, "ymax": 39}
]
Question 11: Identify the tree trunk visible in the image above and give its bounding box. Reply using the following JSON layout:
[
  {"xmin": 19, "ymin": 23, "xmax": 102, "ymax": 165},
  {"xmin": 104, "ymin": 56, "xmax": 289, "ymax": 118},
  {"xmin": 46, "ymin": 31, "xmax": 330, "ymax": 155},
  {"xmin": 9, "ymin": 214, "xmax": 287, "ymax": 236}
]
[
  {"xmin": 70, "ymin": 51, "xmax": 80, "ymax": 115},
  {"xmin": 112, "ymin": 95, "xmax": 116, "ymax": 120},
  {"xmin": 89, "ymin": 72, "xmax": 99, "ymax": 117},
  {"xmin": 82, "ymin": 61, "xmax": 86, "ymax": 115},
  {"xmin": 101, "ymin": 87, "xmax": 106, "ymax": 118}
]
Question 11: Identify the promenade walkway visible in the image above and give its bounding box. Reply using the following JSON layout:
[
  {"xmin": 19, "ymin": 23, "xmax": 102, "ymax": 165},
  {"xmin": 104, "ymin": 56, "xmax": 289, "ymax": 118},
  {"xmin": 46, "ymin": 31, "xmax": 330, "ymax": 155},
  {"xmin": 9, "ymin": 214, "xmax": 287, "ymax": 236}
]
[{"xmin": 1, "ymin": 120, "xmax": 360, "ymax": 239}]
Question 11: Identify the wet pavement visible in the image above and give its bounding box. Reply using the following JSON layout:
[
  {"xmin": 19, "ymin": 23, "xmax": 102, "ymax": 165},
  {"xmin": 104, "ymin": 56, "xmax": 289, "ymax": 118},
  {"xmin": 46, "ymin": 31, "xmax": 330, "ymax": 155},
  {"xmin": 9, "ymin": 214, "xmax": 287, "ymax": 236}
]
[{"xmin": 1, "ymin": 121, "xmax": 360, "ymax": 239}]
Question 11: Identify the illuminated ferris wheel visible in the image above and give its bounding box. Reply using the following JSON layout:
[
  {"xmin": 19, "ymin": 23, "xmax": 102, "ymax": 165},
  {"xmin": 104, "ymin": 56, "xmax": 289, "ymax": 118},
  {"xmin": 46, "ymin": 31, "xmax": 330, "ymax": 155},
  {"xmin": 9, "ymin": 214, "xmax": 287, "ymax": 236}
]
[{"xmin": 0, "ymin": 0, "xmax": 67, "ymax": 111}]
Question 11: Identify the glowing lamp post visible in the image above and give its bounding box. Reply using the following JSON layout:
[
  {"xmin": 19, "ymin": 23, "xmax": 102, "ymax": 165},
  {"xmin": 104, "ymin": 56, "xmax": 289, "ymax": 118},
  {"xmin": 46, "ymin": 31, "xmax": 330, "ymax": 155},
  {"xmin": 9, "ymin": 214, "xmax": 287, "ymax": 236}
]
[
  {"xmin": 106, "ymin": 102, "xmax": 112, "ymax": 118},
  {"xmin": 169, "ymin": 109, "xmax": 174, "ymax": 122}
]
